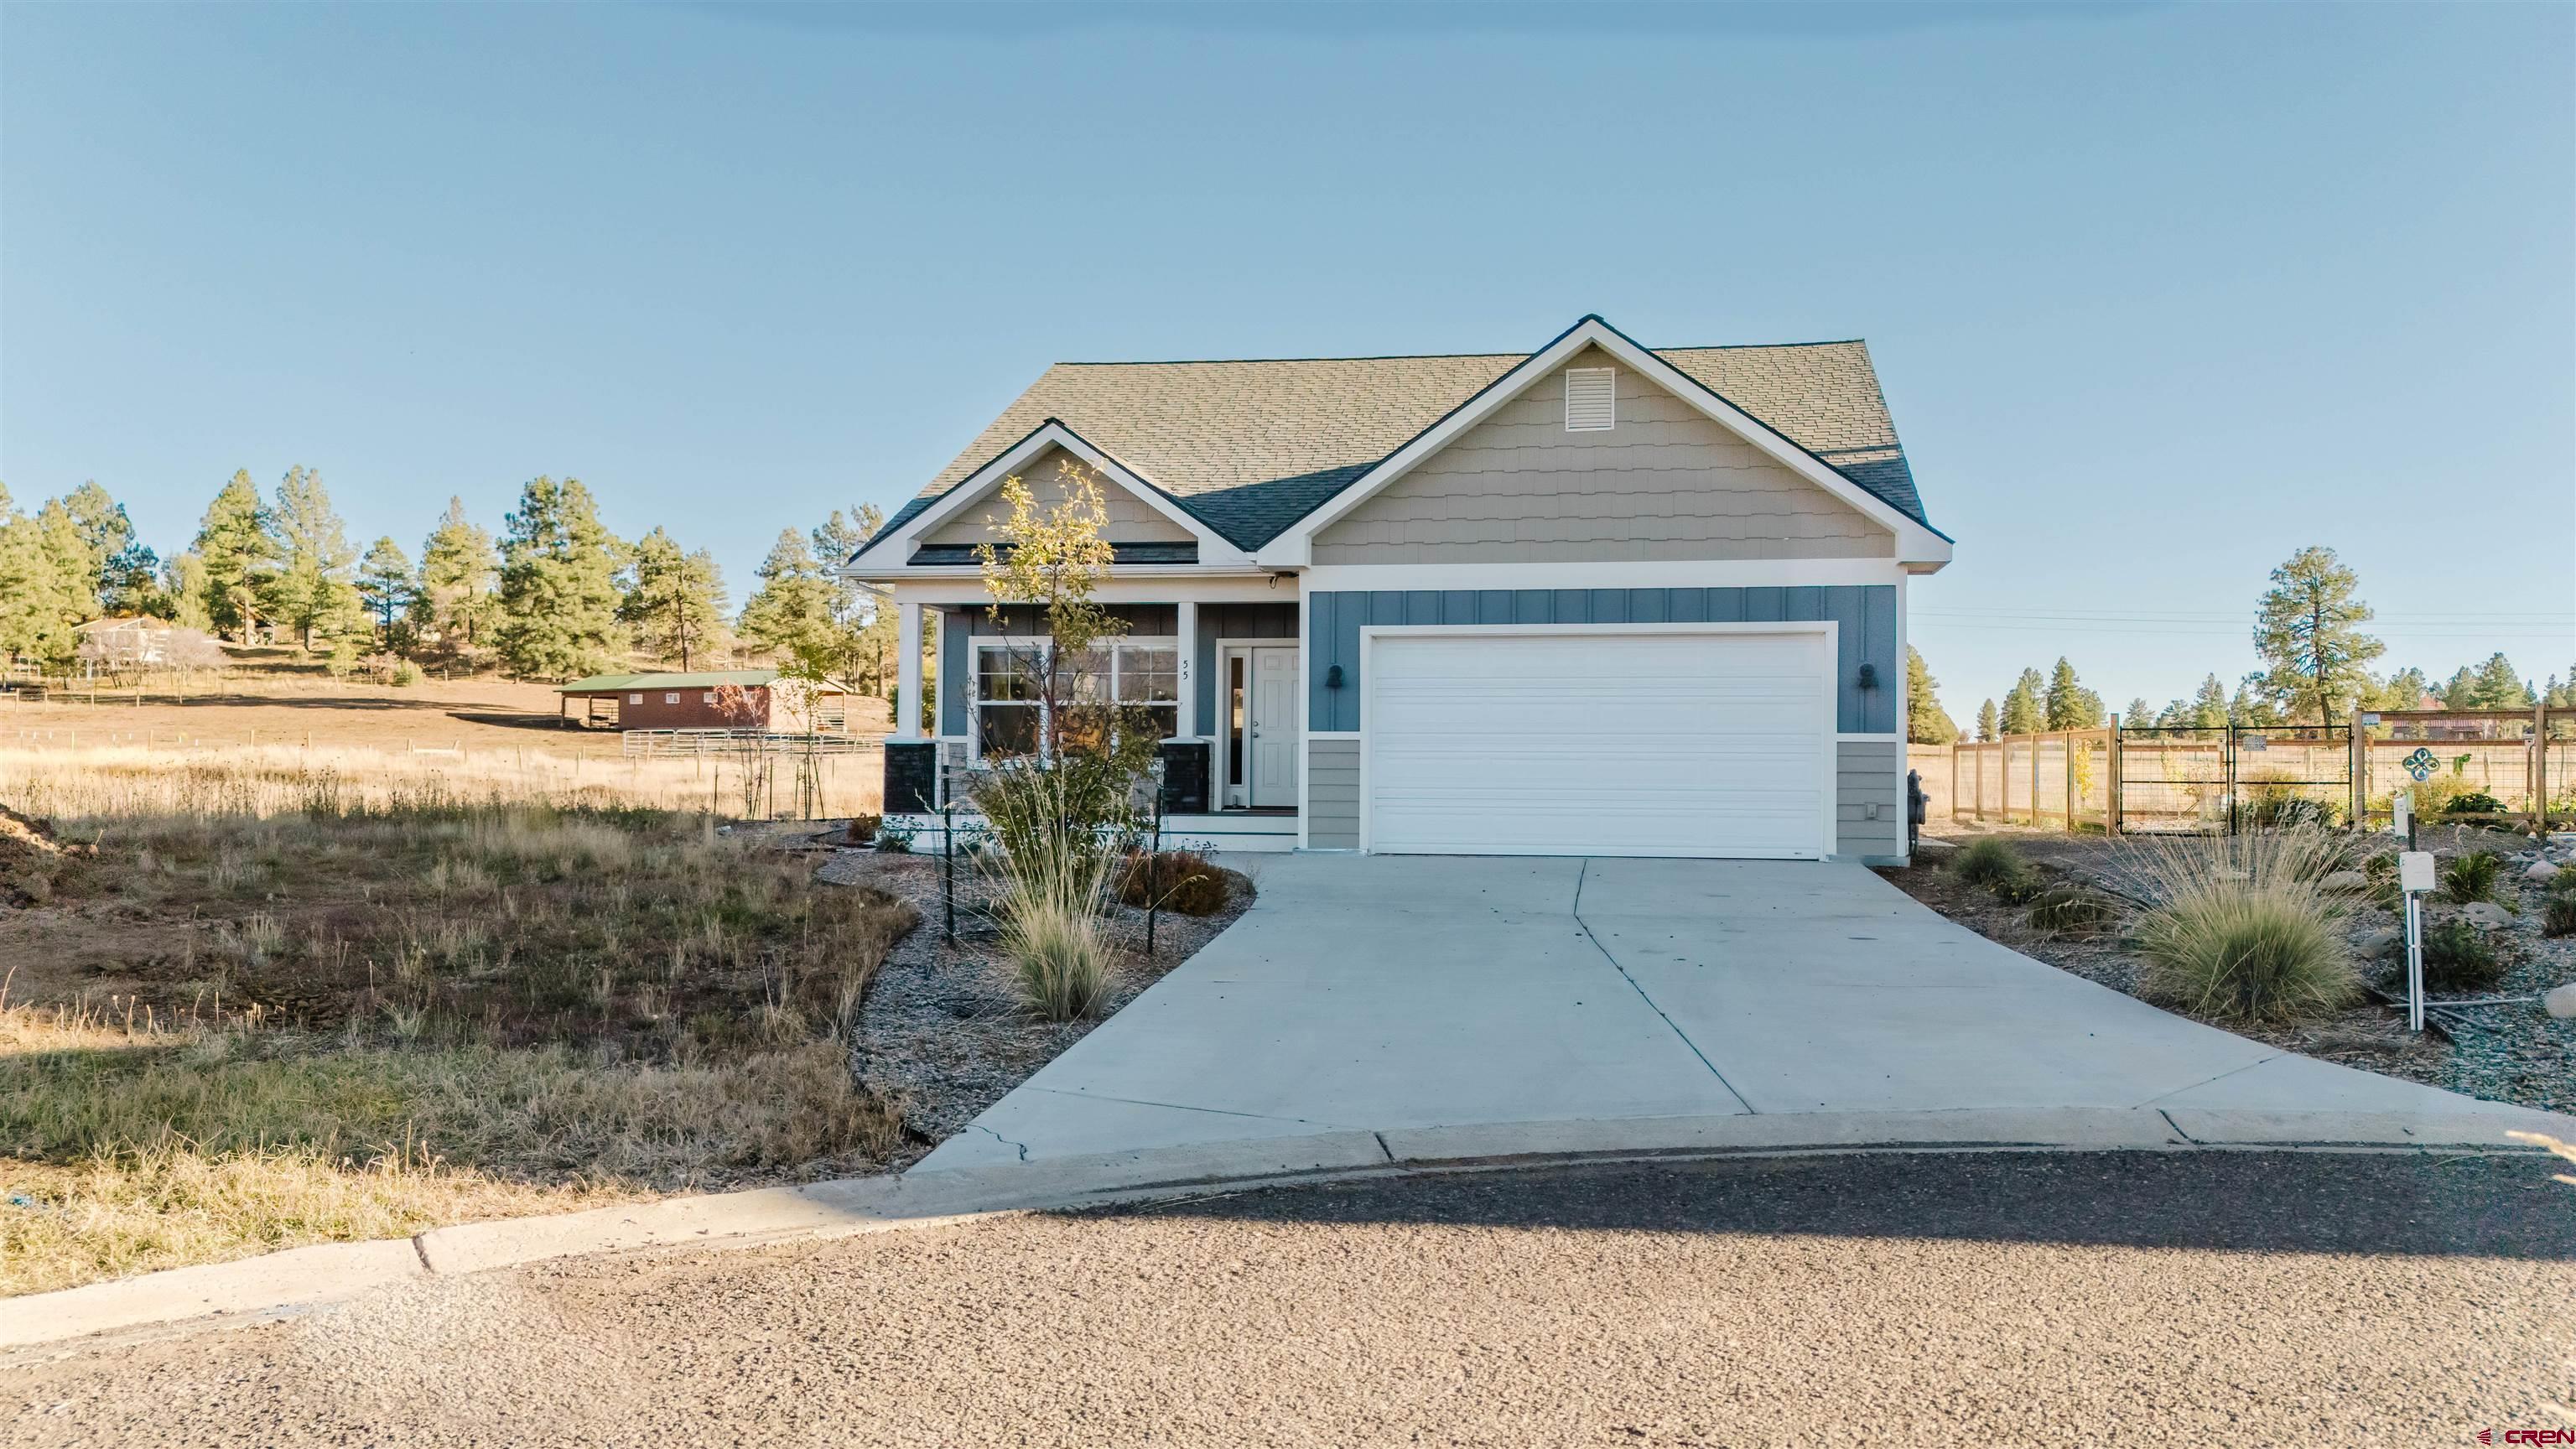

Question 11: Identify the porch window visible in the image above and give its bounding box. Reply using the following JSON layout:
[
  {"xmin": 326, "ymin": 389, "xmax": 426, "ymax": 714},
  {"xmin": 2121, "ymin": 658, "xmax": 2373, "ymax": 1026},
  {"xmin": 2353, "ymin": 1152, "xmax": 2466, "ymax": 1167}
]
[{"xmin": 971, "ymin": 637, "xmax": 1180, "ymax": 760}]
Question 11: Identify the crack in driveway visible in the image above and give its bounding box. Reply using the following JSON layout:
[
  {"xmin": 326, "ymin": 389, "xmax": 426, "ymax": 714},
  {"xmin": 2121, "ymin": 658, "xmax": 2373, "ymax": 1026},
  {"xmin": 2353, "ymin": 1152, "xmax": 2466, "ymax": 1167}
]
[
  {"xmin": 1028, "ymin": 1085, "xmax": 1356, "ymax": 1130},
  {"xmin": 1572, "ymin": 860, "xmax": 1758, "ymax": 1117}
]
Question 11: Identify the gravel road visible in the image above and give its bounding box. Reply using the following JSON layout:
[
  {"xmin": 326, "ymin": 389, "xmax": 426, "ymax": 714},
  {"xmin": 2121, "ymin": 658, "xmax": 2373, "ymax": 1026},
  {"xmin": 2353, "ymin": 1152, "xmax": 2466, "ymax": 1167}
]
[{"xmin": 8, "ymin": 1150, "xmax": 2573, "ymax": 1447}]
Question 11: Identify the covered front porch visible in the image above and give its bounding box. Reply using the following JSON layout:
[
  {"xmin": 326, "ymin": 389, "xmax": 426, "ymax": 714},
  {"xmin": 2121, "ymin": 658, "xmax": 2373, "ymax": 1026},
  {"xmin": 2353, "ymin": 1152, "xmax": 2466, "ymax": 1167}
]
[{"xmin": 879, "ymin": 589, "xmax": 1304, "ymax": 849}]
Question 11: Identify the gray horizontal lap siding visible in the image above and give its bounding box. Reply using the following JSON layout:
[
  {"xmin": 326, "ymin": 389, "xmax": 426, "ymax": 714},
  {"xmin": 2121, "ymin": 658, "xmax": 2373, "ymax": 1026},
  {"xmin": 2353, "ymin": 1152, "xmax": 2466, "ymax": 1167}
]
[
  {"xmin": 1835, "ymin": 740, "xmax": 1904, "ymax": 860},
  {"xmin": 1305, "ymin": 586, "xmax": 1896, "ymax": 734},
  {"xmin": 1307, "ymin": 739, "xmax": 1362, "ymax": 849}
]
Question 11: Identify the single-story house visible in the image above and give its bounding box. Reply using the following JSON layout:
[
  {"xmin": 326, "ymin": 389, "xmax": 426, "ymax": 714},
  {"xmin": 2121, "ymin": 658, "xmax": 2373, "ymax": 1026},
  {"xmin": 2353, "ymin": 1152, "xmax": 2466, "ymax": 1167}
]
[
  {"xmin": 839, "ymin": 315, "xmax": 1952, "ymax": 863},
  {"xmin": 558, "ymin": 669, "xmax": 855, "ymax": 732},
  {"xmin": 74, "ymin": 615, "xmax": 177, "ymax": 667}
]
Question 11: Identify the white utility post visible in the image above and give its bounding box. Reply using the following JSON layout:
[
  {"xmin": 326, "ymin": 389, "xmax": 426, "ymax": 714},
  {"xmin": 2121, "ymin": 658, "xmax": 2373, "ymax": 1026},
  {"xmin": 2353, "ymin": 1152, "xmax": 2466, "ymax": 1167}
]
[
  {"xmin": 895, "ymin": 600, "xmax": 923, "ymax": 739},
  {"xmin": 2398, "ymin": 847, "xmax": 2435, "ymax": 1033},
  {"xmin": 1174, "ymin": 600, "xmax": 1198, "ymax": 740}
]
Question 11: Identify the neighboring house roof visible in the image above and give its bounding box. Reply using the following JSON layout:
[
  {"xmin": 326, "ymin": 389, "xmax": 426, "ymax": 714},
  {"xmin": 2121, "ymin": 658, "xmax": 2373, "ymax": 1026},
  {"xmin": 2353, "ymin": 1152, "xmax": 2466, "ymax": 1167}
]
[
  {"xmin": 559, "ymin": 669, "xmax": 793, "ymax": 694},
  {"xmin": 867, "ymin": 325, "xmax": 1928, "ymax": 556},
  {"xmin": 75, "ymin": 616, "xmax": 174, "ymax": 633}
]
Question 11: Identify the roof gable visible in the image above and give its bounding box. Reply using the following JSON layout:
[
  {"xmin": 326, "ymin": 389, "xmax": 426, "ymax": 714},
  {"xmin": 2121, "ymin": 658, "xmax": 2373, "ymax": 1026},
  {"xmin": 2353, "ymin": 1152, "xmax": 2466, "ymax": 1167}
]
[{"xmin": 856, "ymin": 317, "xmax": 1937, "ymax": 564}]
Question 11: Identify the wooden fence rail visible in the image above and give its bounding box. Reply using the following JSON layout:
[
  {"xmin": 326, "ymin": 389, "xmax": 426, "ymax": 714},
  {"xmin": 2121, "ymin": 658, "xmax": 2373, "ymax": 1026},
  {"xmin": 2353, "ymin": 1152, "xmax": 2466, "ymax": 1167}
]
[{"xmin": 1911, "ymin": 706, "xmax": 2568, "ymax": 836}]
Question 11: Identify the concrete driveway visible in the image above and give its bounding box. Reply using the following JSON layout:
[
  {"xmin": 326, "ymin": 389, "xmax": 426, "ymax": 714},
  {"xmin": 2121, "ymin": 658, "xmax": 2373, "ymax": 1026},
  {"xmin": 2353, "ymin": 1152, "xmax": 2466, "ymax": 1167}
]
[{"xmin": 918, "ymin": 854, "xmax": 2547, "ymax": 1170}]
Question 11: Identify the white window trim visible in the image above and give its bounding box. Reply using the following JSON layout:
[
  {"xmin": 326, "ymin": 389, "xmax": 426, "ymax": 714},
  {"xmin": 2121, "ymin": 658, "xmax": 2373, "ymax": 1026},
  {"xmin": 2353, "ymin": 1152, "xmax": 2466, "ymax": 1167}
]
[
  {"xmin": 968, "ymin": 635, "xmax": 1182, "ymax": 762},
  {"xmin": 663, "ymin": 693, "xmax": 680, "ymax": 704}
]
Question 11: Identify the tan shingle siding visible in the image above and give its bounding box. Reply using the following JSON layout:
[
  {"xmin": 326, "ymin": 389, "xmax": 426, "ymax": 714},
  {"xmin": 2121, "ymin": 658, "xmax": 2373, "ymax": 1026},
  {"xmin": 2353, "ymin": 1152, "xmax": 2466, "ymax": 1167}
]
[
  {"xmin": 1312, "ymin": 350, "xmax": 1893, "ymax": 565},
  {"xmin": 919, "ymin": 445, "xmax": 1194, "ymax": 548}
]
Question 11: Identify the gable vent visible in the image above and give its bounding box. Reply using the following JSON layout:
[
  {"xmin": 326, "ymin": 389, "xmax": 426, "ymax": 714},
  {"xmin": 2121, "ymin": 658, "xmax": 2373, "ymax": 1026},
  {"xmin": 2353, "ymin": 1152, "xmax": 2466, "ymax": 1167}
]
[{"xmin": 1565, "ymin": 367, "xmax": 1616, "ymax": 431}]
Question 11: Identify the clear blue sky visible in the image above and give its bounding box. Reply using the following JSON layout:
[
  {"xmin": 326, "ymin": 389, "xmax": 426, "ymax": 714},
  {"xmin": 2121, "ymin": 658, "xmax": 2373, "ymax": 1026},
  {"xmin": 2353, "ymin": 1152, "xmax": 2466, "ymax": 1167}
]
[{"xmin": 5, "ymin": 2, "xmax": 2570, "ymax": 715}]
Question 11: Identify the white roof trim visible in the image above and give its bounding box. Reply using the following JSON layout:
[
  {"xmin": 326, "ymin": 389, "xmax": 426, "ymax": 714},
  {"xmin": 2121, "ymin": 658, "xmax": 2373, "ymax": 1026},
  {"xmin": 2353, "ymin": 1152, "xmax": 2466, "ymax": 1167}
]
[
  {"xmin": 839, "ymin": 420, "xmax": 1254, "ymax": 574},
  {"xmin": 1254, "ymin": 316, "xmax": 1951, "ymax": 569}
]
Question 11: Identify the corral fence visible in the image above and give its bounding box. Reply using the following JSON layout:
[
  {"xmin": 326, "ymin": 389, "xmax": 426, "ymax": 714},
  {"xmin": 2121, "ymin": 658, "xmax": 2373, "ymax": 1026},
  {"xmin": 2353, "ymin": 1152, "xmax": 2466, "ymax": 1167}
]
[
  {"xmin": 619, "ymin": 729, "xmax": 880, "ymax": 759},
  {"xmin": 1910, "ymin": 705, "xmax": 2570, "ymax": 836}
]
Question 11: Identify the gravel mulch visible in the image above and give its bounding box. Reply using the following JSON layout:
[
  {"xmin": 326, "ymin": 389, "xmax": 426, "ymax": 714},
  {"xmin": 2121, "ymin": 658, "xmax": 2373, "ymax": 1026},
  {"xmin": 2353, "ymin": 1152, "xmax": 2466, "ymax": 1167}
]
[
  {"xmin": 804, "ymin": 833, "xmax": 1253, "ymax": 1166},
  {"xmin": 1883, "ymin": 825, "xmax": 2576, "ymax": 1113}
]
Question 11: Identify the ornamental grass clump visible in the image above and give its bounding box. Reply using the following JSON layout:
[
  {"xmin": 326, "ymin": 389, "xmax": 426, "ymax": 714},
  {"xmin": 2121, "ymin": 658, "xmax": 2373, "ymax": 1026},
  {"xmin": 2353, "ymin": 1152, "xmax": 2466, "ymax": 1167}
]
[
  {"xmin": 2119, "ymin": 828, "xmax": 2358, "ymax": 1026},
  {"xmin": 973, "ymin": 760, "xmax": 1133, "ymax": 1022},
  {"xmin": 1951, "ymin": 838, "xmax": 2037, "ymax": 900},
  {"xmin": 2443, "ymin": 850, "xmax": 2505, "ymax": 905}
]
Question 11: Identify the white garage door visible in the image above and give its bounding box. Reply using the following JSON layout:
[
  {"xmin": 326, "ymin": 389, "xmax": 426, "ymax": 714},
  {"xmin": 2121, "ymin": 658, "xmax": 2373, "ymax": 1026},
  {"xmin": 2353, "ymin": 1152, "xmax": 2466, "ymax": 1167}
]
[{"xmin": 1364, "ymin": 629, "xmax": 1834, "ymax": 859}]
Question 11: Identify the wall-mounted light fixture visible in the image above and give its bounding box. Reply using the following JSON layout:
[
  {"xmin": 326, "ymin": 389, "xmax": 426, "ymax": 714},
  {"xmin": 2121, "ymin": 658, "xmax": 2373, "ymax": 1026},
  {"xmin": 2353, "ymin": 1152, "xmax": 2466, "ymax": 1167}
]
[
  {"xmin": 1856, "ymin": 662, "xmax": 1880, "ymax": 692},
  {"xmin": 1326, "ymin": 664, "xmax": 1345, "ymax": 689}
]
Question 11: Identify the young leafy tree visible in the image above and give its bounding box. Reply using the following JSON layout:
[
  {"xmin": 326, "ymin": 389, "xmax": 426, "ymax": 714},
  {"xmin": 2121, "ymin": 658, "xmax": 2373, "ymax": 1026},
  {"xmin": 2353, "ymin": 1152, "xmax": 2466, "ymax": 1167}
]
[
  {"xmin": 190, "ymin": 470, "xmax": 278, "ymax": 641},
  {"xmin": 1975, "ymin": 699, "xmax": 1998, "ymax": 742},
  {"xmin": 265, "ymin": 466, "xmax": 362, "ymax": 651},
  {"xmin": 356, "ymin": 536, "xmax": 417, "ymax": 641},
  {"xmin": 1999, "ymin": 667, "xmax": 2047, "ymax": 736},
  {"xmin": 974, "ymin": 459, "xmax": 1137, "ymax": 767},
  {"xmin": 735, "ymin": 527, "xmax": 835, "ymax": 660},
  {"xmin": 494, "ymin": 476, "xmax": 625, "ymax": 680},
  {"xmin": 414, "ymin": 496, "xmax": 499, "ymax": 647},
  {"xmin": 2252, "ymin": 546, "xmax": 2384, "ymax": 728},
  {"xmin": 619, "ymin": 526, "xmax": 730, "ymax": 670},
  {"xmin": 2042, "ymin": 657, "xmax": 2103, "ymax": 730},
  {"xmin": 1903, "ymin": 647, "xmax": 1957, "ymax": 744}
]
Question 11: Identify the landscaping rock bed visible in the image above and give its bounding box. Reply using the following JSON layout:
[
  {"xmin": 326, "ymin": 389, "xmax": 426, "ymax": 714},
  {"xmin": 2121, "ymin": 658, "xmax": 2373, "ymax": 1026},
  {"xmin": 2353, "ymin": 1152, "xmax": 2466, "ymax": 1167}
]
[
  {"xmin": 809, "ymin": 838, "xmax": 1254, "ymax": 1165},
  {"xmin": 1883, "ymin": 825, "xmax": 2576, "ymax": 1114}
]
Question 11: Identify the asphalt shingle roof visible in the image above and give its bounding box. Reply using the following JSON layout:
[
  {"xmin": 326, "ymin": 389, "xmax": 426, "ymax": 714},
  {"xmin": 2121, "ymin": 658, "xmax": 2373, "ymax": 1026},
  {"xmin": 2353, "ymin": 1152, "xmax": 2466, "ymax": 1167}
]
[{"xmin": 871, "ymin": 333, "xmax": 1928, "ymax": 556}]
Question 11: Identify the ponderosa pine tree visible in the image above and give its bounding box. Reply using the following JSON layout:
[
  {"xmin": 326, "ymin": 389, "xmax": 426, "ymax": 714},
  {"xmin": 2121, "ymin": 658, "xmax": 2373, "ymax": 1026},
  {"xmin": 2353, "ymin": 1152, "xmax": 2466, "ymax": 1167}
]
[
  {"xmin": 619, "ymin": 526, "xmax": 729, "ymax": 671},
  {"xmin": 2000, "ymin": 667, "xmax": 2047, "ymax": 736},
  {"xmin": 266, "ymin": 466, "xmax": 362, "ymax": 652},
  {"xmin": 190, "ymin": 470, "xmax": 278, "ymax": 641},
  {"xmin": 1976, "ymin": 699, "xmax": 1999, "ymax": 742},
  {"xmin": 735, "ymin": 527, "xmax": 835, "ymax": 660},
  {"xmin": 2122, "ymin": 697, "xmax": 2152, "ymax": 729},
  {"xmin": 2039, "ymin": 657, "xmax": 2104, "ymax": 730},
  {"xmin": 0, "ymin": 485, "xmax": 91, "ymax": 668},
  {"xmin": 1903, "ymin": 647, "xmax": 1958, "ymax": 744},
  {"xmin": 494, "ymin": 476, "xmax": 624, "ymax": 680},
  {"xmin": 2252, "ymin": 546, "xmax": 2384, "ymax": 728},
  {"xmin": 414, "ymin": 496, "xmax": 498, "ymax": 648},
  {"xmin": 356, "ymin": 537, "xmax": 417, "ymax": 642},
  {"xmin": 2189, "ymin": 673, "xmax": 2231, "ymax": 732}
]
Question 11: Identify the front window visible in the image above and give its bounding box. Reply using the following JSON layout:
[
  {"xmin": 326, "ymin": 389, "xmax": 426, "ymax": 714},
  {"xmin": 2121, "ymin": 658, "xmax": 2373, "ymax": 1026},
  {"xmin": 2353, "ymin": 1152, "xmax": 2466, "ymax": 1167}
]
[{"xmin": 972, "ymin": 637, "xmax": 1179, "ymax": 760}]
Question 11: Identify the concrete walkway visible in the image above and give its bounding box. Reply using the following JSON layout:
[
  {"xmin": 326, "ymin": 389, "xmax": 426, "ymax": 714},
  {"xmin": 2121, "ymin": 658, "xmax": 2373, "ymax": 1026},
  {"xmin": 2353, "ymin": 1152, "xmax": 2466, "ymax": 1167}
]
[{"xmin": 918, "ymin": 854, "xmax": 2558, "ymax": 1170}]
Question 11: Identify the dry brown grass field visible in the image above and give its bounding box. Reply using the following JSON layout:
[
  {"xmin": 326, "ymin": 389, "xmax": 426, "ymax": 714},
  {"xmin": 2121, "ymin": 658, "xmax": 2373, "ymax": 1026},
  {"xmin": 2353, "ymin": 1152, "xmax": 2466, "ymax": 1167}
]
[{"xmin": 0, "ymin": 660, "xmax": 910, "ymax": 1296}]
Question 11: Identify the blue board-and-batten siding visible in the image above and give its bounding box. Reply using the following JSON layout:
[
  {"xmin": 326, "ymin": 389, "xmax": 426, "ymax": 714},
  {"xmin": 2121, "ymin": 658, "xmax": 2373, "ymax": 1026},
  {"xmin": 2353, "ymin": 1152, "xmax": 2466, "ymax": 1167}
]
[{"xmin": 1305, "ymin": 586, "xmax": 1898, "ymax": 734}]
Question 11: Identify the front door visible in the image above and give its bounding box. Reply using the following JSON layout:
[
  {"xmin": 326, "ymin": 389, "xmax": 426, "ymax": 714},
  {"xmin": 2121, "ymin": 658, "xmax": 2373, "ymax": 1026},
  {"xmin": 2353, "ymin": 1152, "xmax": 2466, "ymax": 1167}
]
[{"xmin": 1245, "ymin": 646, "xmax": 1299, "ymax": 808}]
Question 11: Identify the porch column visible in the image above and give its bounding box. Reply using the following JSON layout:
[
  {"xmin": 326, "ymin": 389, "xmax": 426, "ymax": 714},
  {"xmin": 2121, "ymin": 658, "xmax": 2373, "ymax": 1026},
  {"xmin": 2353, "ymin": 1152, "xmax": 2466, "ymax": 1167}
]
[
  {"xmin": 895, "ymin": 600, "xmax": 923, "ymax": 739},
  {"xmin": 1175, "ymin": 600, "xmax": 1198, "ymax": 739}
]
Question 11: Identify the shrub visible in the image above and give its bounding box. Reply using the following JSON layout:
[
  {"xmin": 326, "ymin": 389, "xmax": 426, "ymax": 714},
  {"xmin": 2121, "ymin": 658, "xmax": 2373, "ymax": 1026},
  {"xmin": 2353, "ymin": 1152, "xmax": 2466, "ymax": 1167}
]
[
  {"xmin": 2241, "ymin": 774, "xmax": 2337, "ymax": 829},
  {"xmin": 843, "ymin": 813, "xmax": 880, "ymax": 846},
  {"xmin": 2444, "ymin": 791, "xmax": 2506, "ymax": 816},
  {"xmin": 2120, "ymin": 829, "xmax": 2358, "ymax": 1025},
  {"xmin": 2418, "ymin": 918, "xmax": 2506, "ymax": 992},
  {"xmin": 875, "ymin": 820, "xmax": 914, "ymax": 854},
  {"xmin": 388, "ymin": 661, "xmax": 423, "ymax": 688},
  {"xmin": 2442, "ymin": 850, "xmax": 2503, "ymax": 905},
  {"xmin": 1952, "ymin": 838, "xmax": 2036, "ymax": 900},
  {"xmin": 1117, "ymin": 850, "xmax": 1230, "ymax": 917},
  {"xmin": 2542, "ymin": 894, "xmax": 2576, "ymax": 939},
  {"xmin": 2025, "ymin": 887, "xmax": 2116, "ymax": 935}
]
